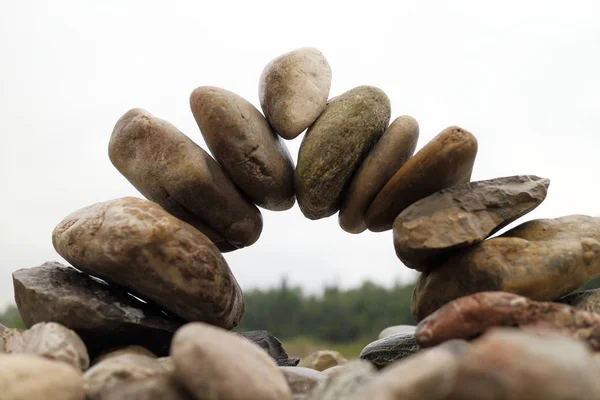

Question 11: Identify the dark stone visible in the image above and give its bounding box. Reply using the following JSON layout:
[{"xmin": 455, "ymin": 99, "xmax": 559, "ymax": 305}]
[
  {"xmin": 13, "ymin": 262, "xmax": 183, "ymax": 357},
  {"xmin": 238, "ymin": 330, "xmax": 299, "ymax": 366},
  {"xmin": 393, "ymin": 175, "xmax": 550, "ymax": 270},
  {"xmin": 359, "ymin": 333, "xmax": 419, "ymax": 369}
]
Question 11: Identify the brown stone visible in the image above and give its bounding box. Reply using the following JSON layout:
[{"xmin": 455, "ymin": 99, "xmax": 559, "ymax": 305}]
[
  {"xmin": 359, "ymin": 340, "xmax": 466, "ymax": 400},
  {"xmin": 13, "ymin": 262, "xmax": 182, "ymax": 357},
  {"xmin": 0, "ymin": 354, "xmax": 85, "ymax": 400},
  {"xmin": 109, "ymin": 108, "xmax": 262, "ymax": 251},
  {"xmin": 298, "ymin": 350, "xmax": 348, "ymax": 371},
  {"xmin": 295, "ymin": 86, "xmax": 391, "ymax": 219},
  {"xmin": 84, "ymin": 353, "xmax": 168, "ymax": 400},
  {"xmin": 190, "ymin": 86, "xmax": 295, "ymax": 211},
  {"xmin": 394, "ymin": 175, "xmax": 550, "ymax": 270},
  {"xmin": 171, "ymin": 322, "xmax": 291, "ymax": 400},
  {"xmin": 306, "ymin": 360, "xmax": 375, "ymax": 400},
  {"xmin": 339, "ymin": 116, "xmax": 419, "ymax": 234},
  {"xmin": 447, "ymin": 328, "xmax": 600, "ymax": 400},
  {"xmin": 558, "ymin": 289, "xmax": 600, "ymax": 313},
  {"xmin": 279, "ymin": 367, "xmax": 327, "ymax": 396},
  {"xmin": 95, "ymin": 375, "xmax": 193, "ymax": 400},
  {"xmin": 259, "ymin": 47, "xmax": 332, "ymax": 140},
  {"xmin": 416, "ymin": 291, "xmax": 600, "ymax": 350},
  {"xmin": 412, "ymin": 215, "xmax": 600, "ymax": 320},
  {"xmin": 93, "ymin": 346, "xmax": 156, "ymax": 366},
  {"xmin": 365, "ymin": 126, "xmax": 478, "ymax": 232},
  {"xmin": 10, "ymin": 322, "xmax": 89, "ymax": 372},
  {"xmin": 52, "ymin": 197, "xmax": 244, "ymax": 328}
]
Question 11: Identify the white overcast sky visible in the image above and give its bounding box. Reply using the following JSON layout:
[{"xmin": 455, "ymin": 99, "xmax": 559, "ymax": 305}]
[{"xmin": 1, "ymin": 1, "xmax": 599, "ymax": 307}]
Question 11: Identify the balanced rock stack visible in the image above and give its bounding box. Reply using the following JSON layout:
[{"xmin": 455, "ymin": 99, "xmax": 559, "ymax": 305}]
[{"xmin": 4, "ymin": 46, "xmax": 600, "ymax": 399}]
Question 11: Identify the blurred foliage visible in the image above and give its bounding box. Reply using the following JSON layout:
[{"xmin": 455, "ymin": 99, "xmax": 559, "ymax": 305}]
[
  {"xmin": 0, "ymin": 305, "xmax": 26, "ymax": 329},
  {"xmin": 235, "ymin": 278, "xmax": 416, "ymax": 344}
]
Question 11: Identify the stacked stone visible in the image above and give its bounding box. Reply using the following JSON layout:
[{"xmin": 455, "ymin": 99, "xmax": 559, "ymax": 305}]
[{"xmin": 4, "ymin": 45, "xmax": 600, "ymax": 399}]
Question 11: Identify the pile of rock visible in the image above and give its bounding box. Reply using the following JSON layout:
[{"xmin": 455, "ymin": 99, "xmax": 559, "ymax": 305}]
[{"xmin": 4, "ymin": 45, "xmax": 600, "ymax": 399}]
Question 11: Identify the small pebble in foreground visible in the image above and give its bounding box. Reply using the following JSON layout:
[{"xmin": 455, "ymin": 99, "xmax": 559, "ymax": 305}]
[
  {"xmin": 446, "ymin": 328, "xmax": 600, "ymax": 400},
  {"xmin": 171, "ymin": 322, "xmax": 291, "ymax": 400},
  {"xmin": 259, "ymin": 47, "xmax": 332, "ymax": 140},
  {"xmin": 0, "ymin": 354, "xmax": 85, "ymax": 400},
  {"xmin": 366, "ymin": 125, "xmax": 478, "ymax": 232}
]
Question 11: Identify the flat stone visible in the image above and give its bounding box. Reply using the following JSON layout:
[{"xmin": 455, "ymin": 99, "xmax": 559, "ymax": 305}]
[
  {"xmin": 84, "ymin": 353, "xmax": 168, "ymax": 400},
  {"xmin": 298, "ymin": 350, "xmax": 348, "ymax": 371},
  {"xmin": 171, "ymin": 322, "xmax": 291, "ymax": 400},
  {"xmin": 447, "ymin": 328, "xmax": 600, "ymax": 400},
  {"xmin": 8, "ymin": 322, "xmax": 89, "ymax": 372},
  {"xmin": 306, "ymin": 360, "xmax": 375, "ymax": 400},
  {"xmin": 0, "ymin": 354, "xmax": 85, "ymax": 400},
  {"xmin": 95, "ymin": 375, "xmax": 192, "ymax": 400},
  {"xmin": 13, "ymin": 262, "xmax": 182, "ymax": 357},
  {"xmin": 412, "ymin": 215, "xmax": 600, "ymax": 320},
  {"xmin": 393, "ymin": 175, "xmax": 550, "ymax": 270},
  {"xmin": 238, "ymin": 330, "xmax": 299, "ymax": 366},
  {"xmin": 279, "ymin": 367, "xmax": 327, "ymax": 396},
  {"xmin": 52, "ymin": 197, "xmax": 245, "ymax": 327},
  {"xmin": 416, "ymin": 291, "xmax": 600, "ymax": 350},
  {"xmin": 93, "ymin": 346, "xmax": 156, "ymax": 366},
  {"xmin": 378, "ymin": 325, "xmax": 416, "ymax": 339},
  {"xmin": 558, "ymin": 289, "xmax": 600, "ymax": 313},
  {"xmin": 366, "ymin": 126, "xmax": 478, "ymax": 232},
  {"xmin": 190, "ymin": 86, "xmax": 295, "ymax": 211},
  {"xmin": 359, "ymin": 332, "xmax": 419, "ymax": 369},
  {"xmin": 339, "ymin": 115, "xmax": 419, "ymax": 233},
  {"xmin": 109, "ymin": 108, "xmax": 262, "ymax": 251},
  {"xmin": 295, "ymin": 86, "xmax": 391, "ymax": 220},
  {"xmin": 259, "ymin": 47, "xmax": 332, "ymax": 140},
  {"xmin": 359, "ymin": 340, "xmax": 467, "ymax": 400}
]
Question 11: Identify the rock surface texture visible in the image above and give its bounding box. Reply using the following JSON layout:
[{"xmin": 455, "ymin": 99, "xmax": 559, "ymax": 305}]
[
  {"xmin": 238, "ymin": 330, "xmax": 299, "ymax": 366},
  {"xmin": 13, "ymin": 262, "xmax": 182, "ymax": 357},
  {"xmin": 0, "ymin": 354, "xmax": 85, "ymax": 400},
  {"xmin": 415, "ymin": 291, "xmax": 600, "ymax": 350},
  {"xmin": 366, "ymin": 125, "xmax": 478, "ymax": 232},
  {"xmin": 295, "ymin": 86, "xmax": 391, "ymax": 220},
  {"xmin": 558, "ymin": 289, "xmax": 600, "ymax": 313},
  {"xmin": 412, "ymin": 215, "xmax": 600, "ymax": 320},
  {"xmin": 259, "ymin": 47, "xmax": 332, "ymax": 140},
  {"xmin": 447, "ymin": 329, "xmax": 600, "ymax": 400},
  {"xmin": 279, "ymin": 367, "xmax": 327, "ymax": 396},
  {"xmin": 339, "ymin": 115, "xmax": 419, "ymax": 233},
  {"xmin": 109, "ymin": 108, "xmax": 262, "ymax": 251},
  {"xmin": 52, "ymin": 197, "xmax": 244, "ymax": 327},
  {"xmin": 393, "ymin": 175, "xmax": 550, "ymax": 270},
  {"xmin": 359, "ymin": 332, "xmax": 420, "ymax": 369},
  {"xmin": 378, "ymin": 325, "xmax": 416, "ymax": 339},
  {"xmin": 190, "ymin": 86, "xmax": 295, "ymax": 211},
  {"xmin": 306, "ymin": 360, "xmax": 375, "ymax": 400},
  {"xmin": 298, "ymin": 350, "xmax": 348, "ymax": 371},
  {"xmin": 171, "ymin": 323, "xmax": 291, "ymax": 400}
]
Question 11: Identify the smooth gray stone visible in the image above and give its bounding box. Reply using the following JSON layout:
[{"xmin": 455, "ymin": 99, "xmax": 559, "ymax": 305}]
[{"xmin": 359, "ymin": 333, "xmax": 420, "ymax": 369}]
